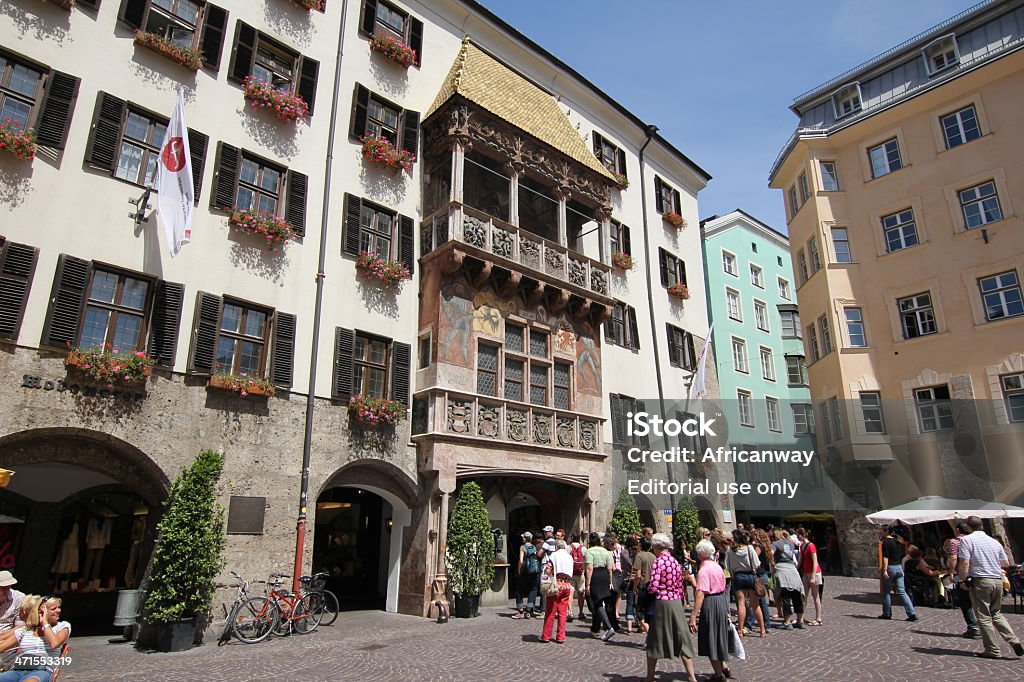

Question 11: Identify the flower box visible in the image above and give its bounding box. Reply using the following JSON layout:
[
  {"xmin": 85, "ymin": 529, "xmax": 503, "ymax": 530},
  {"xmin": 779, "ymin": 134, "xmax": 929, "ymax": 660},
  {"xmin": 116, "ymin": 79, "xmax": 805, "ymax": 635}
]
[
  {"xmin": 66, "ymin": 347, "xmax": 155, "ymax": 386},
  {"xmin": 0, "ymin": 120, "xmax": 37, "ymax": 162},
  {"xmin": 612, "ymin": 173, "xmax": 629, "ymax": 190},
  {"xmin": 360, "ymin": 134, "xmax": 415, "ymax": 175},
  {"xmin": 348, "ymin": 395, "xmax": 405, "ymax": 426},
  {"xmin": 229, "ymin": 209, "xmax": 293, "ymax": 249},
  {"xmin": 292, "ymin": 0, "xmax": 325, "ymax": 10},
  {"xmin": 133, "ymin": 31, "xmax": 202, "ymax": 71},
  {"xmin": 242, "ymin": 76, "xmax": 309, "ymax": 123},
  {"xmin": 355, "ymin": 252, "xmax": 411, "ymax": 289},
  {"xmin": 667, "ymin": 283, "xmax": 690, "ymax": 300},
  {"xmin": 369, "ymin": 33, "xmax": 417, "ymax": 69},
  {"xmin": 663, "ymin": 211, "xmax": 686, "ymax": 229},
  {"xmin": 611, "ymin": 252, "xmax": 634, "ymax": 271},
  {"xmin": 207, "ymin": 374, "xmax": 276, "ymax": 398}
]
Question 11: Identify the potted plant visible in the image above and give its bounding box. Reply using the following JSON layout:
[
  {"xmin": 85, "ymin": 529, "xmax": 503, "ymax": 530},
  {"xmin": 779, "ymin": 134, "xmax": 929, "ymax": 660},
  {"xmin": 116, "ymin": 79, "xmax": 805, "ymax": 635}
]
[
  {"xmin": 292, "ymin": 0, "xmax": 325, "ymax": 9},
  {"xmin": 667, "ymin": 283, "xmax": 690, "ymax": 300},
  {"xmin": 673, "ymin": 496, "xmax": 701, "ymax": 552},
  {"xmin": 360, "ymin": 134, "xmax": 415, "ymax": 175},
  {"xmin": 207, "ymin": 372, "xmax": 276, "ymax": 398},
  {"xmin": 228, "ymin": 207, "xmax": 293, "ymax": 249},
  {"xmin": 608, "ymin": 487, "xmax": 642, "ymax": 539},
  {"xmin": 241, "ymin": 76, "xmax": 309, "ymax": 123},
  {"xmin": 369, "ymin": 33, "xmax": 417, "ymax": 68},
  {"xmin": 65, "ymin": 344, "xmax": 155, "ymax": 386},
  {"xmin": 611, "ymin": 251, "xmax": 634, "ymax": 271},
  {"xmin": 133, "ymin": 30, "xmax": 203, "ymax": 71},
  {"xmin": 444, "ymin": 482, "xmax": 494, "ymax": 618},
  {"xmin": 612, "ymin": 172, "xmax": 629, "ymax": 190},
  {"xmin": 663, "ymin": 210, "xmax": 686, "ymax": 229},
  {"xmin": 348, "ymin": 395, "xmax": 405, "ymax": 426},
  {"xmin": 355, "ymin": 252, "xmax": 412, "ymax": 289},
  {"xmin": 142, "ymin": 450, "xmax": 226, "ymax": 652},
  {"xmin": 0, "ymin": 119, "xmax": 37, "ymax": 161}
]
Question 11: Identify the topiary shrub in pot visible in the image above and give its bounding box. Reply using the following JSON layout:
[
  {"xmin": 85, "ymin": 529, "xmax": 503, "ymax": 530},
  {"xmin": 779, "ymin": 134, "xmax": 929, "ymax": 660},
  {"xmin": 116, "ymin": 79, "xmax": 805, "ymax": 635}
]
[
  {"xmin": 607, "ymin": 487, "xmax": 641, "ymax": 539},
  {"xmin": 142, "ymin": 449, "xmax": 227, "ymax": 651},
  {"xmin": 444, "ymin": 481, "xmax": 494, "ymax": 617},
  {"xmin": 673, "ymin": 496, "xmax": 701, "ymax": 553}
]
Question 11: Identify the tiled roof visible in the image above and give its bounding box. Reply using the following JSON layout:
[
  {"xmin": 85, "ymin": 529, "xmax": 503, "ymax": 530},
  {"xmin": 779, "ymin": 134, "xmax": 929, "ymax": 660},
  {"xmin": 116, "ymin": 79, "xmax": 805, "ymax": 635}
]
[{"xmin": 426, "ymin": 38, "xmax": 617, "ymax": 182}]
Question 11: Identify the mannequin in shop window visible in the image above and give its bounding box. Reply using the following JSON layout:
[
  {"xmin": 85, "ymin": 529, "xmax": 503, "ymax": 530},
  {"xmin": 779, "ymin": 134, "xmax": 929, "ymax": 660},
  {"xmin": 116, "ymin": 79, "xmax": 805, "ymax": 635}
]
[
  {"xmin": 51, "ymin": 520, "xmax": 81, "ymax": 593},
  {"xmin": 82, "ymin": 515, "xmax": 112, "ymax": 588},
  {"xmin": 124, "ymin": 512, "xmax": 148, "ymax": 589}
]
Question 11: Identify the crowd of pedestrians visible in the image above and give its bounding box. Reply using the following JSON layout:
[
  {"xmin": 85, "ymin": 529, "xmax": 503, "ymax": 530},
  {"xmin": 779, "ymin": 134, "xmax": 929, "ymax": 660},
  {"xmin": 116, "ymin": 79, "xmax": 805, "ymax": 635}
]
[{"xmin": 0, "ymin": 570, "xmax": 72, "ymax": 682}]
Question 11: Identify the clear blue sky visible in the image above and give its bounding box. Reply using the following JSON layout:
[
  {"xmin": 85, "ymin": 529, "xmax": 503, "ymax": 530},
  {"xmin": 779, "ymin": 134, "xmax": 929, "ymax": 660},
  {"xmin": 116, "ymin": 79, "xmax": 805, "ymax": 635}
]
[{"xmin": 477, "ymin": 0, "xmax": 976, "ymax": 232}]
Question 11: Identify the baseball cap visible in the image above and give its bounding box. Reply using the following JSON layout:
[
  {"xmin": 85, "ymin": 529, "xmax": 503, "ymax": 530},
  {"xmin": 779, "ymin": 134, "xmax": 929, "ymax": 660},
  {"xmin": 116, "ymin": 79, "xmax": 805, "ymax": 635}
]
[
  {"xmin": 0, "ymin": 571, "xmax": 17, "ymax": 587},
  {"xmin": 542, "ymin": 525, "xmax": 554, "ymax": 532},
  {"xmin": 521, "ymin": 531, "xmax": 533, "ymax": 540}
]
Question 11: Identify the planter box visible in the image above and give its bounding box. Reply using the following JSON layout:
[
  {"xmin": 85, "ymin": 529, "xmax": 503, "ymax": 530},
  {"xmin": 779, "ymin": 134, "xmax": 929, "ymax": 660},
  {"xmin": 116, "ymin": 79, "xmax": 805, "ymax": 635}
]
[
  {"xmin": 207, "ymin": 375, "xmax": 276, "ymax": 398},
  {"xmin": 153, "ymin": 618, "xmax": 197, "ymax": 653},
  {"xmin": 133, "ymin": 32, "xmax": 202, "ymax": 72},
  {"xmin": 453, "ymin": 594, "xmax": 480, "ymax": 618},
  {"xmin": 66, "ymin": 351, "xmax": 152, "ymax": 386}
]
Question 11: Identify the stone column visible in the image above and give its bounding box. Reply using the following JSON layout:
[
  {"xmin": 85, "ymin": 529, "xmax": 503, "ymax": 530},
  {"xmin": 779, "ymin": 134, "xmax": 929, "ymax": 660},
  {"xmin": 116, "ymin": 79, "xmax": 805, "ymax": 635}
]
[
  {"xmin": 555, "ymin": 189, "xmax": 568, "ymax": 247},
  {"xmin": 506, "ymin": 163, "xmax": 522, "ymax": 227},
  {"xmin": 596, "ymin": 205, "xmax": 612, "ymax": 264}
]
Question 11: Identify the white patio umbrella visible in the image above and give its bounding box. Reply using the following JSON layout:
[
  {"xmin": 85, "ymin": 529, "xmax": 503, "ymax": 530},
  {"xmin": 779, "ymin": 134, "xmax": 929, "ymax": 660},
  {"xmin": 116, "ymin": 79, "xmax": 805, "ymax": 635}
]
[{"xmin": 865, "ymin": 495, "xmax": 1024, "ymax": 525}]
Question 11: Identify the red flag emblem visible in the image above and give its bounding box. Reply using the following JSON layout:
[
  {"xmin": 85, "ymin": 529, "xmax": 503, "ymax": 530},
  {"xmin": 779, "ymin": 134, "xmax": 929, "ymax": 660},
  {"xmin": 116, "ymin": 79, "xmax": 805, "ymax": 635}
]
[{"xmin": 161, "ymin": 136, "xmax": 186, "ymax": 172}]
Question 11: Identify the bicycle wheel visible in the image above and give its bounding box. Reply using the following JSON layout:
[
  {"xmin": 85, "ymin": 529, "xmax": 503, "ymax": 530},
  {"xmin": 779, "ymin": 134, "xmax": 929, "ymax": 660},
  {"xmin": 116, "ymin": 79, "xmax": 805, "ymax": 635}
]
[
  {"xmin": 320, "ymin": 590, "xmax": 340, "ymax": 626},
  {"xmin": 230, "ymin": 597, "xmax": 276, "ymax": 644},
  {"xmin": 294, "ymin": 594, "xmax": 322, "ymax": 634},
  {"xmin": 271, "ymin": 599, "xmax": 293, "ymax": 637}
]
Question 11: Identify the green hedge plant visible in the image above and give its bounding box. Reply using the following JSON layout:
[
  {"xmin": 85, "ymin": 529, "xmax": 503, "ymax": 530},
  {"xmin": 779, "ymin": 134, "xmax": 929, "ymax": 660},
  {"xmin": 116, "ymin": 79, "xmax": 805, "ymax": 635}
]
[
  {"xmin": 444, "ymin": 482, "xmax": 494, "ymax": 596},
  {"xmin": 673, "ymin": 496, "xmax": 701, "ymax": 550},
  {"xmin": 608, "ymin": 487, "xmax": 641, "ymax": 539}
]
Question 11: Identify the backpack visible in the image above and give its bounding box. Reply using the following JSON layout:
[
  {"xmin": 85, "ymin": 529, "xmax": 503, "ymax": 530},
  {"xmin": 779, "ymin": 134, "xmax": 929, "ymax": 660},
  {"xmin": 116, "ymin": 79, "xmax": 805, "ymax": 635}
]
[
  {"xmin": 524, "ymin": 544, "xmax": 540, "ymax": 574},
  {"xmin": 570, "ymin": 543, "xmax": 585, "ymax": 576}
]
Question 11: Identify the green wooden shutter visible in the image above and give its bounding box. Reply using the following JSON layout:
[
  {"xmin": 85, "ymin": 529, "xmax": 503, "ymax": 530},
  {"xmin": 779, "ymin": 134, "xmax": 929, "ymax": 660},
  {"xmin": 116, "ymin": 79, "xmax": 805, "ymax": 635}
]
[
  {"xmin": 41, "ymin": 254, "xmax": 89, "ymax": 348},
  {"xmin": 148, "ymin": 280, "xmax": 184, "ymax": 366},
  {"xmin": 271, "ymin": 311, "xmax": 296, "ymax": 388},
  {"xmin": 0, "ymin": 241, "xmax": 38, "ymax": 341}
]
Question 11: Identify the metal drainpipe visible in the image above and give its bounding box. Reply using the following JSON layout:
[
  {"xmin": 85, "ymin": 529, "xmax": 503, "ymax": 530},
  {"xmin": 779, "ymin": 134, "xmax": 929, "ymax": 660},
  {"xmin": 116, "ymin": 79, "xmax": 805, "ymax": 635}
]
[
  {"xmin": 637, "ymin": 124, "xmax": 676, "ymax": 512},
  {"xmin": 292, "ymin": 0, "xmax": 349, "ymax": 594}
]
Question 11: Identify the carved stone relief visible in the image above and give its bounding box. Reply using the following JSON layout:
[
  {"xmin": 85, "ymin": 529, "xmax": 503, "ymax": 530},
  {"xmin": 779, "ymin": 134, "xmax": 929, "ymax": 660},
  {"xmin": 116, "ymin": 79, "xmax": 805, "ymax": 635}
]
[
  {"xmin": 590, "ymin": 269, "xmax": 607, "ymax": 295},
  {"xmin": 507, "ymin": 408, "xmax": 528, "ymax": 442},
  {"xmin": 520, "ymin": 238, "xmax": 541, "ymax": 270},
  {"xmin": 556, "ymin": 416, "xmax": 576, "ymax": 448},
  {"xmin": 492, "ymin": 228, "xmax": 513, "ymax": 259},
  {"xmin": 478, "ymin": 403, "xmax": 500, "ymax": 438},
  {"xmin": 545, "ymin": 250, "xmax": 564, "ymax": 277},
  {"xmin": 463, "ymin": 216, "xmax": 487, "ymax": 248},
  {"xmin": 447, "ymin": 398, "xmax": 472, "ymax": 434},
  {"xmin": 533, "ymin": 413, "xmax": 552, "ymax": 444},
  {"xmin": 579, "ymin": 420, "xmax": 597, "ymax": 451},
  {"xmin": 568, "ymin": 258, "xmax": 587, "ymax": 288}
]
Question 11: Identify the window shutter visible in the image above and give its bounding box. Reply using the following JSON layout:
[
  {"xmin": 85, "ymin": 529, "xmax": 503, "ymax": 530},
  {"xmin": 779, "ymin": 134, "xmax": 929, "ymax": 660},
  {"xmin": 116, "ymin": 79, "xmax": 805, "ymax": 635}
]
[
  {"xmin": 188, "ymin": 292, "xmax": 222, "ymax": 374},
  {"xmin": 627, "ymin": 307, "xmax": 639, "ymax": 350},
  {"xmin": 679, "ymin": 261, "xmax": 687, "ymax": 286},
  {"xmin": 36, "ymin": 71, "xmax": 79, "ymax": 150},
  {"xmin": 200, "ymin": 3, "xmax": 228, "ymax": 71},
  {"xmin": 148, "ymin": 280, "xmax": 184, "ymax": 366},
  {"xmin": 333, "ymin": 327, "xmax": 355, "ymax": 399},
  {"xmin": 658, "ymin": 249, "xmax": 669, "ymax": 287},
  {"xmin": 119, "ymin": 0, "xmax": 146, "ymax": 30},
  {"xmin": 636, "ymin": 399, "xmax": 650, "ymax": 448},
  {"xmin": 211, "ymin": 142, "xmax": 240, "ymax": 210},
  {"xmin": 592, "ymin": 131, "xmax": 602, "ymax": 157},
  {"xmin": 654, "ymin": 176, "xmax": 664, "ymax": 213},
  {"xmin": 609, "ymin": 395, "xmax": 624, "ymax": 447},
  {"xmin": 41, "ymin": 254, "xmax": 89, "ymax": 348},
  {"xmin": 399, "ymin": 214, "xmax": 414, "ymax": 275},
  {"xmin": 0, "ymin": 241, "xmax": 38, "ymax": 341},
  {"xmin": 271, "ymin": 311, "xmax": 296, "ymax": 388},
  {"xmin": 343, "ymin": 193, "xmax": 361, "ymax": 255},
  {"xmin": 603, "ymin": 316, "xmax": 613, "ymax": 345},
  {"xmin": 673, "ymin": 190, "xmax": 681, "ymax": 214},
  {"xmin": 409, "ymin": 17, "xmax": 423, "ymax": 66},
  {"xmin": 187, "ymin": 128, "xmax": 208, "ymax": 202},
  {"xmin": 350, "ymin": 84, "xmax": 369, "ymax": 139},
  {"xmin": 686, "ymin": 333, "xmax": 697, "ymax": 370},
  {"xmin": 621, "ymin": 224, "xmax": 632, "ymax": 256},
  {"xmin": 616, "ymin": 148, "xmax": 627, "ymax": 178},
  {"xmin": 666, "ymin": 324, "xmax": 679, "ymax": 367},
  {"xmin": 228, "ymin": 22, "xmax": 258, "ymax": 84},
  {"xmin": 285, "ymin": 170, "xmax": 307, "ymax": 237},
  {"xmin": 298, "ymin": 56, "xmax": 319, "ymax": 115},
  {"xmin": 84, "ymin": 92, "xmax": 126, "ymax": 171},
  {"xmin": 401, "ymin": 108, "xmax": 420, "ymax": 158},
  {"xmin": 360, "ymin": 0, "xmax": 378, "ymax": 35},
  {"xmin": 391, "ymin": 340, "xmax": 411, "ymax": 406}
]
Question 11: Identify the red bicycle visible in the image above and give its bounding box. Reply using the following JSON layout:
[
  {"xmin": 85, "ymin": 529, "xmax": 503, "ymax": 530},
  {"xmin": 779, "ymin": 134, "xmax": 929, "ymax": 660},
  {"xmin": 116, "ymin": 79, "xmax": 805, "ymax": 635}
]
[{"xmin": 231, "ymin": 572, "xmax": 321, "ymax": 642}]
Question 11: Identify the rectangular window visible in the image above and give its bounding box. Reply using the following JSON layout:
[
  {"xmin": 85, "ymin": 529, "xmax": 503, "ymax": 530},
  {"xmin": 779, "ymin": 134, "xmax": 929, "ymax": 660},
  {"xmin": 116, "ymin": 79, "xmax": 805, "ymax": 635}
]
[
  {"xmin": 760, "ymin": 346, "xmax": 775, "ymax": 381},
  {"xmin": 113, "ymin": 109, "xmax": 167, "ymax": 188},
  {"xmin": 798, "ymin": 172, "xmax": 811, "ymax": 203},
  {"xmin": 923, "ymin": 34, "xmax": 959, "ymax": 75},
  {"xmin": 750, "ymin": 264, "xmax": 764, "ymax": 288},
  {"xmin": 869, "ymin": 138, "xmax": 902, "ymax": 178},
  {"xmin": 831, "ymin": 227, "xmax": 851, "ymax": 263},
  {"xmin": 832, "ymin": 83, "xmax": 861, "ymax": 119},
  {"xmin": 0, "ymin": 55, "xmax": 44, "ymax": 131},
  {"xmin": 529, "ymin": 329, "xmax": 549, "ymax": 358},
  {"xmin": 786, "ymin": 355, "xmax": 806, "ymax": 385},
  {"xmin": 830, "ymin": 397, "xmax": 844, "ymax": 439},
  {"xmin": 529, "ymin": 363, "xmax": 548, "ymax": 406},
  {"xmin": 418, "ymin": 334, "xmax": 430, "ymax": 369},
  {"xmin": 793, "ymin": 403, "xmax": 814, "ymax": 434},
  {"xmin": 767, "ymin": 397, "xmax": 782, "ymax": 432},
  {"xmin": 214, "ymin": 301, "xmax": 270, "ymax": 377},
  {"xmin": 959, "ymin": 181, "xmax": 1002, "ymax": 229},
  {"xmin": 593, "ymin": 131, "xmax": 627, "ymax": 177},
  {"xmin": 820, "ymin": 161, "xmax": 839, "ymax": 191},
  {"xmin": 505, "ymin": 323, "xmax": 524, "ymax": 352},
  {"xmin": 609, "ymin": 220, "xmax": 631, "ymax": 256},
  {"xmin": 360, "ymin": 0, "xmax": 424, "ymax": 64},
  {"xmin": 726, "ymin": 288, "xmax": 741, "ymax": 321},
  {"xmin": 654, "ymin": 176, "xmax": 681, "ymax": 215},
  {"xmin": 504, "ymin": 356, "xmax": 524, "ymax": 402},
  {"xmin": 211, "ymin": 142, "xmax": 307, "ymax": 237},
  {"xmin": 80, "ymin": 269, "xmax": 152, "ymax": 352},
  {"xmin": 1001, "ymin": 373, "xmax": 1024, "ymax": 423},
  {"xmin": 797, "ymin": 250, "xmax": 809, "ymax": 284},
  {"xmin": 722, "ymin": 251, "xmax": 737, "ymax": 276},
  {"xmin": 778, "ymin": 278, "xmax": 791, "ymax": 300},
  {"xmin": 942, "ymin": 105, "xmax": 980, "ymax": 149},
  {"xmin": 236, "ymin": 155, "xmax": 283, "ymax": 215},
  {"xmin": 882, "ymin": 209, "xmax": 919, "ymax": 253},
  {"xmin": 476, "ymin": 342, "xmax": 498, "ymax": 397},
  {"xmin": 979, "ymin": 271, "xmax": 1024, "ymax": 321},
  {"xmin": 737, "ymin": 390, "xmax": 754, "ymax": 427},
  {"xmin": 230, "ymin": 23, "xmax": 318, "ymax": 114},
  {"xmin": 553, "ymin": 361, "xmax": 571, "ymax": 410},
  {"xmin": 845, "ymin": 307, "xmax": 866, "ymax": 347},
  {"xmin": 859, "ymin": 392, "xmax": 885, "ymax": 433},
  {"xmin": 780, "ymin": 310, "xmax": 801, "ymax": 339},
  {"xmin": 366, "ymin": 93, "xmax": 401, "ymax": 145},
  {"xmin": 807, "ymin": 325, "xmax": 820, "ymax": 362},
  {"xmin": 898, "ymin": 293, "xmax": 937, "ymax": 338},
  {"xmin": 732, "ymin": 337, "xmax": 748, "ymax": 374},
  {"xmin": 915, "ymin": 385, "xmax": 954, "ymax": 432},
  {"xmin": 808, "ymin": 237, "xmax": 821, "ymax": 273},
  {"xmin": 667, "ymin": 324, "xmax": 697, "ymax": 370},
  {"xmin": 606, "ymin": 301, "xmax": 639, "ymax": 350},
  {"xmin": 350, "ymin": 83, "xmax": 419, "ymax": 159},
  {"xmin": 754, "ymin": 300, "xmax": 769, "ymax": 332},
  {"xmin": 659, "ymin": 248, "xmax": 687, "ymax": 289},
  {"xmin": 819, "ymin": 314, "xmax": 832, "ymax": 354},
  {"xmin": 820, "ymin": 402, "xmax": 832, "ymax": 443},
  {"xmin": 788, "ymin": 186, "xmax": 799, "ymax": 217},
  {"xmin": 356, "ymin": 200, "xmax": 396, "ymax": 257}
]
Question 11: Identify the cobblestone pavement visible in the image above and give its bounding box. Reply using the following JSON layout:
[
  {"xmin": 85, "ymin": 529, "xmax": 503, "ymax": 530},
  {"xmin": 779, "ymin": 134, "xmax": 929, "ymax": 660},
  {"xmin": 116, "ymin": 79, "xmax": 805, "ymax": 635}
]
[{"xmin": 64, "ymin": 577, "xmax": 1024, "ymax": 681}]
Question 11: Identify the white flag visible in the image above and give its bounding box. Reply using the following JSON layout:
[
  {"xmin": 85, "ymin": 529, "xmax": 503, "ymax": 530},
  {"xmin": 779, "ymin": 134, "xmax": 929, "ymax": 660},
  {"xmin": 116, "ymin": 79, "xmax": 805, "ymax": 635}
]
[
  {"xmin": 157, "ymin": 90, "xmax": 193, "ymax": 256},
  {"xmin": 690, "ymin": 324, "xmax": 714, "ymax": 400}
]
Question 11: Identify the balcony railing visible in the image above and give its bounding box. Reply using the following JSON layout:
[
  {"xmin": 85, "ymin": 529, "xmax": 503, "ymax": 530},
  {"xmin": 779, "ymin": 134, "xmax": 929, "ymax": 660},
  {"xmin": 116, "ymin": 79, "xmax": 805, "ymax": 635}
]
[
  {"xmin": 420, "ymin": 203, "xmax": 611, "ymax": 299},
  {"xmin": 415, "ymin": 389, "xmax": 602, "ymax": 455}
]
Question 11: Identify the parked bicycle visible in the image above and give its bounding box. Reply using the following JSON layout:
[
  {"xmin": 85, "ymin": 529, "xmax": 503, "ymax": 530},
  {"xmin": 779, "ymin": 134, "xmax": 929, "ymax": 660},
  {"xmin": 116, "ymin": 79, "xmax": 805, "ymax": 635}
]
[
  {"xmin": 221, "ymin": 571, "xmax": 275, "ymax": 645},
  {"xmin": 262, "ymin": 572, "xmax": 321, "ymax": 637},
  {"xmin": 301, "ymin": 572, "xmax": 340, "ymax": 627}
]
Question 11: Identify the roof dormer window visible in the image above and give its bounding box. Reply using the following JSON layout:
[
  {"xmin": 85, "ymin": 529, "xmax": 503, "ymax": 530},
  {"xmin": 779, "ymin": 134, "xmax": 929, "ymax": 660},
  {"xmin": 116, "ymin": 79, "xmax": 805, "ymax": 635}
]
[
  {"xmin": 830, "ymin": 83, "xmax": 862, "ymax": 120},
  {"xmin": 923, "ymin": 34, "xmax": 959, "ymax": 76}
]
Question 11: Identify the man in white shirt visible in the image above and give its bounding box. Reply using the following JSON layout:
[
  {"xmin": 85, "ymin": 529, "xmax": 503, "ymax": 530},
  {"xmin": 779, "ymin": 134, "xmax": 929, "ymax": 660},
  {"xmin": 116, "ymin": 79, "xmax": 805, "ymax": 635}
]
[
  {"xmin": 0, "ymin": 571, "xmax": 25, "ymax": 632},
  {"xmin": 957, "ymin": 516, "xmax": 1023, "ymax": 659},
  {"xmin": 539, "ymin": 541, "xmax": 574, "ymax": 644}
]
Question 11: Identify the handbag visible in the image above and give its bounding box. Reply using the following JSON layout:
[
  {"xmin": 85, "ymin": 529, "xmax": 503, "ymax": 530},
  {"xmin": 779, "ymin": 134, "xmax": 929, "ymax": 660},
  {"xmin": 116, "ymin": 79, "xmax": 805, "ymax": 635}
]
[
  {"xmin": 727, "ymin": 621, "xmax": 747, "ymax": 661},
  {"xmin": 754, "ymin": 576, "xmax": 767, "ymax": 597},
  {"xmin": 540, "ymin": 564, "xmax": 561, "ymax": 596}
]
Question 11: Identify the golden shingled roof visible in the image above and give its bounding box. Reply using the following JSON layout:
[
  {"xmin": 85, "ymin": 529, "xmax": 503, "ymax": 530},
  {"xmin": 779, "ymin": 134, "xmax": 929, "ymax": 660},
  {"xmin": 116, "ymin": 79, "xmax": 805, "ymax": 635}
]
[{"xmin": 426, "ymin": 38, "xmax": 617, "ymax": 182}]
